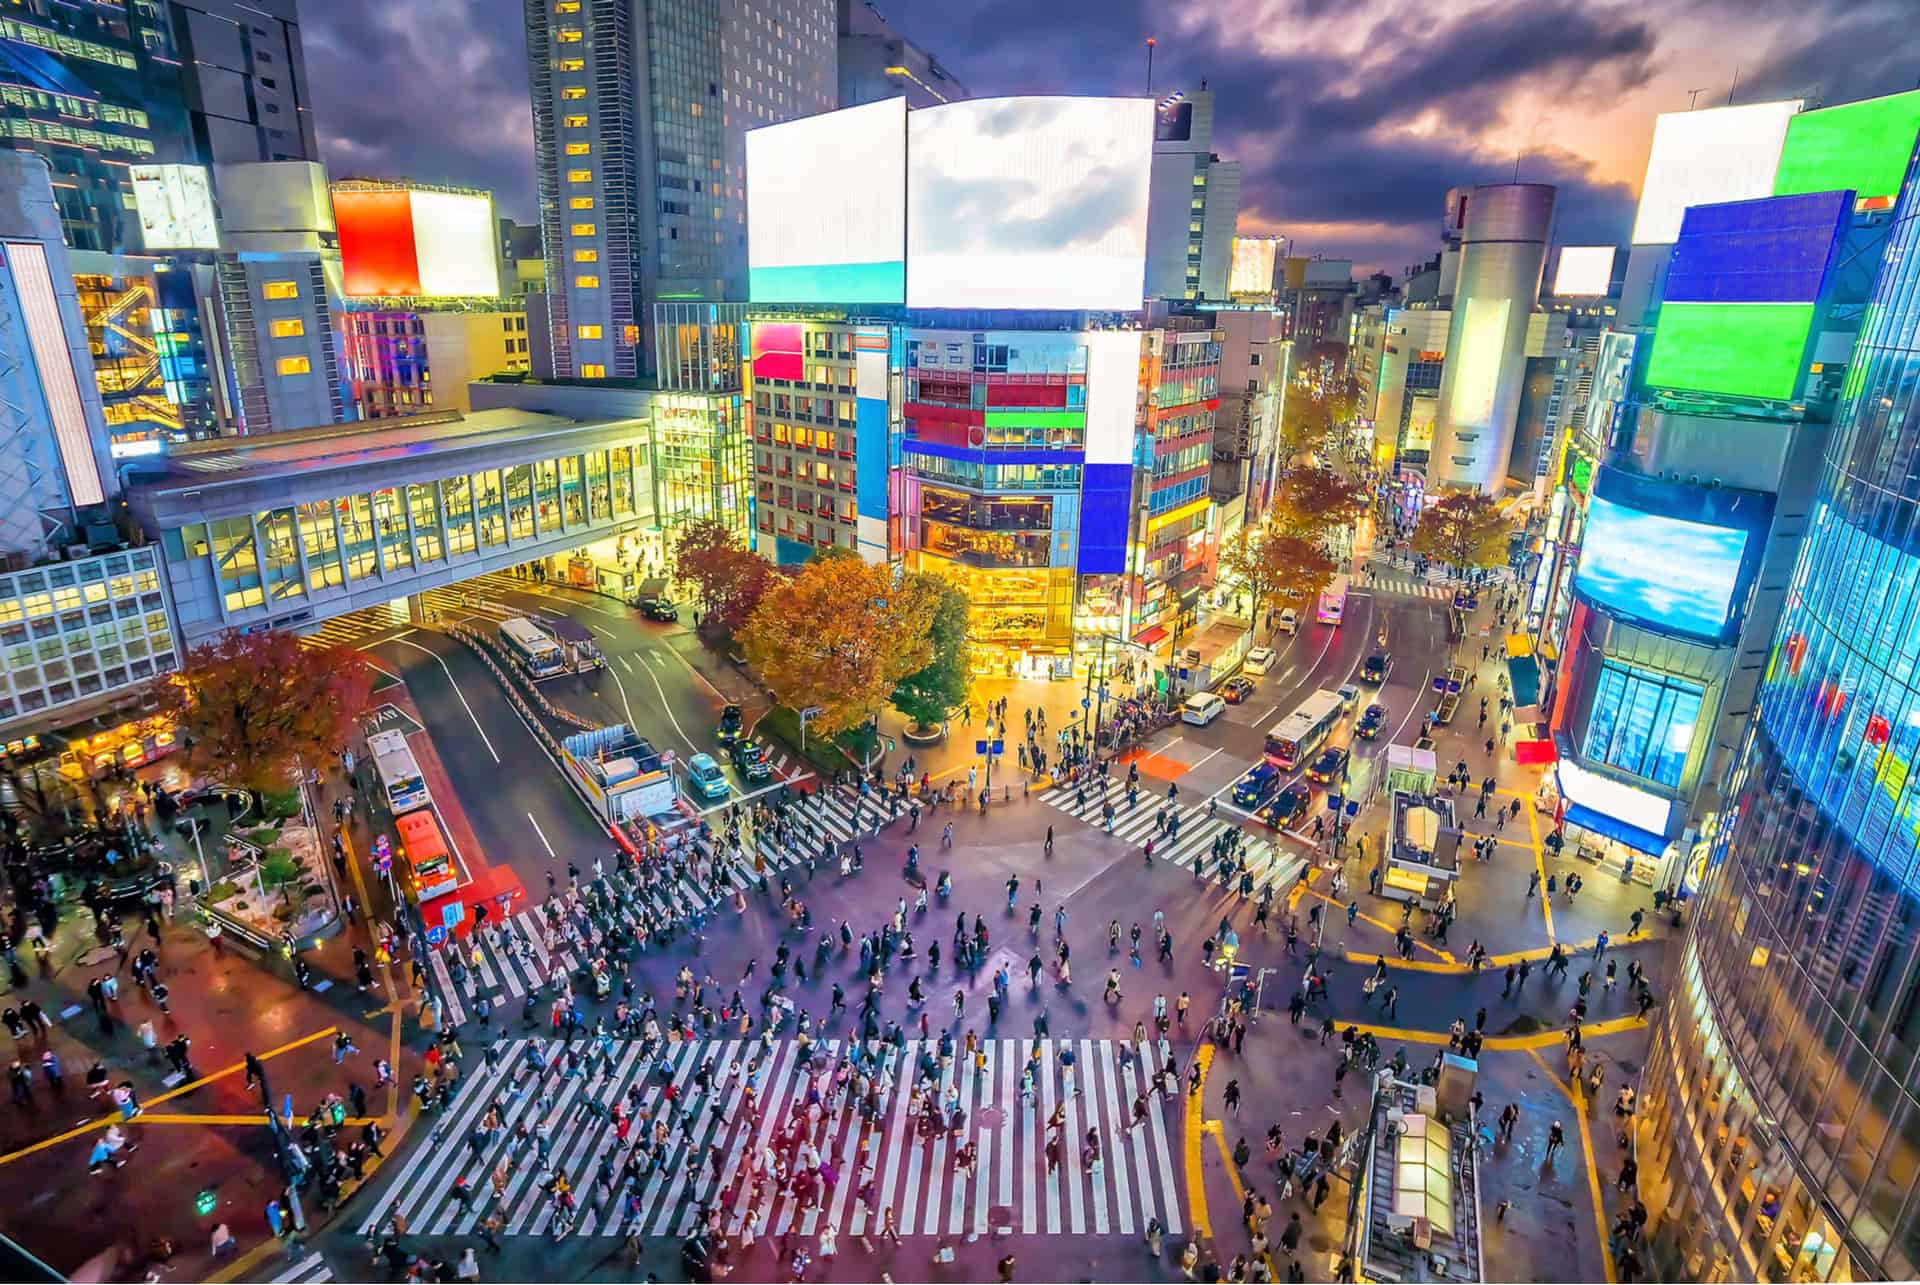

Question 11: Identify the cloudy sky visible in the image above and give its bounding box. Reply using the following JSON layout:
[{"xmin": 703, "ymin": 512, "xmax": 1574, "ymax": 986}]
[{"xmin": 303, "ymin": 0, "xmax": 1917, "ymax": 274}]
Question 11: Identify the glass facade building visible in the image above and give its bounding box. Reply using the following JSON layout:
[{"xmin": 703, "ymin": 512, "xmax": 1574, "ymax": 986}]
[
  {"xmin": 1638, "ymin": 143, "xmax": 1920, "ymax": 1283},
  {"xmin": 0, "ymin": 548, "xmax": 173, "ymax": 727}
]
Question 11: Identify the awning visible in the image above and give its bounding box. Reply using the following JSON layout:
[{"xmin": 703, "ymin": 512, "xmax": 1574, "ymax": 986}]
[
  {"xmin": 1564, "ymin": 803, "xmax": 1668, "ymax": 857},
  {"xmin": 1134, "ymin": 625, "xmax": 1169, "ymax": 646},
  {"xmin": 1506, "ymin": 654, "xmax": 1541, "ymax": 708}
]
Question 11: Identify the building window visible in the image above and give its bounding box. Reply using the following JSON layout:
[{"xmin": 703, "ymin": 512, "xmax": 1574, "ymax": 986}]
[
  {"xmin": 555, "ymin": 27, "xmax": 583, "ymax": 42},
  {"xmin": 569, "ymin": 196, "xmax": 594, "ymax": 210},
  {"xmin": 262, "ymin": 280, "xmax": 298, "ymax": 300},
  {"xmin": 565, "ymin": 142, "xmax": 590, "ymax": 155},
  {"xmin": 567, "ymin": 169, "xmax": 592, "ymax": 183},
  {"xmin": 562, "ymin": 86, "xmax": 587, "ymax": 100},
  {"xmin": 1583, "ymin": 661, "xmax": 1703, "ymax": 789},
  {"xmin": 581, "ymin": 364, "xmax": 606, "ymax": 378},
  {"xmin": 571, "ymin": 222, "xmax": 596, "ymax": 236},
  {"xmin": 270, "ymin": 318, "xmax": 305, "ymax": 338},
  {"xmin": 573, "ymin": 249, "xmax": 597, "ymax": 262},
  {"xmin": 563, "ymin": 114, "xmax": 588, "ymax": 128},
  {"xmin": 578, "ymin": 325, "xmax": 602, "ymax": 339},
  {"xmin": 574, "ymin": 275, "xmax": 599, "ymax": 288},
  {"xmin": 558, "ymin": 57, "xmax": 584, "ymax": 71},
  {"xmin": 276, "ymin": 355, "xmax": 311, "ymax": 375},
  {"xmin": 555, "ymin": 0, "xmax": 580, "ymax": 10}
]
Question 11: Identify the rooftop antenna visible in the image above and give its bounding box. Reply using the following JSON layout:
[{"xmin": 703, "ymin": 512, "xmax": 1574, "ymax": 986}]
[
  {"xmin": 1146, "ymin": 37, "xmax": 1157, "ymax": 95},
  {"xmin": 1686, "ymin": 87, "xmax": 1707, "ymax": 110},
  {"xmin": 1727, "ymin": 65, "xmax": 1741, "ymax": 106}
]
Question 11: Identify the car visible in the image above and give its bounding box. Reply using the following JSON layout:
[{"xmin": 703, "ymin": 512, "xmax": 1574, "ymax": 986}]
[
  {"xmin": 1265, "ymin": 784, "xmax": 1310, "ymax": 828},
  {"xmin": 730, "ymin": 738, "xmax": 772, "ymax": 782},
  {"xmin": 1181, "ymin": 692, "xmax": 1227, "ymax": 726},
  {"xmin": 1277, "ymin": 608, "xmax": 1300, "ymax": 636},
  {"xmin": 1452, "ymin": 588, "xmax": 1479, "ymax": 610},
  {"xmin": 1306, "ymin": 746, "xmax": 1350, "ymax": 785},
  {"xmin": 635, "ymin": 595, "xmax": 678, "ymax": 622},
  {"xmin": 1336, "ymin": 683, "xmax": 1361, "ymax": 709},
  {"xmin": 1362, "ymin": 652, "xmax": 1392, "ymax": 684},
  {"xmin": 1232, "ymin": 762, "xmax": 1281, "ymax": 808},
  {"xmin": 1220, "ymin": 676, "xmax": 1256, "ymax": 704},
  {"xmin": 1244, "ymin": 646, "xmax": 1277, "ymax": 676},
  {"xmin": 716, "ymin": 703, "xmax": 744, "ymax": 744},
  {"xmin": 685, "ymin": 753, "xmax": 731, "ymax": 803},
  {"xmin": 1358, "ymin": 704, "xmax": 1389, "ymax": 739}
]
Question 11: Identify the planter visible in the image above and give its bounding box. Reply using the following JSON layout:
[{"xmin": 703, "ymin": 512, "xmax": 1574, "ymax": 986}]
[{"xmin": 902, "ymin": 722, "xmax": 945, "ymax": 747}]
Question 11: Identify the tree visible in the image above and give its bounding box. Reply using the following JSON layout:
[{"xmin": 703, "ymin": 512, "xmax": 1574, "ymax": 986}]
[
  {"xmin": 1411, "ymin": 491, "xmax": 1511, "ymax": 575},
  {"xmin": 741, "ymin": 556, "xmax": 940, "ymax": 737},
  {"xmin": 1219, "ymin": 529, "xmax": 1338, "ymax": 636},
  {"xmin": 892, "ymin": 575, "xmax": 972, "ymax": 731},
  {"xmin": 670, "ymin": 518, "xmax": 779, "ymax": 638},
  {"xmin": 156, "ymin": 629, "xmax": 373, "ymax": 794},
  {"xmin": 1267, "ymin": 466, "xmax": 1368, "ymax": 544},
  {"xmin": 1327, "ymin": 379, "xmax": 1365, "ymax": 431},
  {"xmin": 1276, "ymin": 390, "xmax": 1333, "ymax": 464}
]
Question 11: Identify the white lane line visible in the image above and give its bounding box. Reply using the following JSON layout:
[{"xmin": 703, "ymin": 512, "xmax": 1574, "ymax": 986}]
[
  {"xmin": 638, "ymin": 649, "xmax": 700, "ymax": 753},
  {"xmin": 1187, "ymin": 745, "xmax": 1226, "ymax": 774},
  {"xmin": 391, "ymin": 637, "xmax": 500, "ymax": 763},
  {"xmin": 526, "ymin": 811, "xmax": 557, "ymax": 858},
  {"xmin": 1247, "ymin": 704, "xmax": 1277, "ymax": 726},
  {"xmin": 617, "ymin": 654, "xmax": 636, "ymax": 675}
]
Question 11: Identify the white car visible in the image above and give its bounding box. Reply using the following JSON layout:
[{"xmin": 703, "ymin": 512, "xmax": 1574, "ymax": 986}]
[
  {"xmin": 1244, "ymin": 646, "xmax": 1276, "ymax": 676},
  {"xmin": 1277, "ymin": 608, "xmax": 1300, "ymax": 635},
  {"xmin": 1181, "ymin": 692, "xmax": 1227, "ymax": 726}
]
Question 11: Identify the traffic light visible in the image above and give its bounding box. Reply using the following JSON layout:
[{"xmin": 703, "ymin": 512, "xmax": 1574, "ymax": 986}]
[{"xmin": 195, "ymin": 1188, "xmax": 218, "ymax": 1217}]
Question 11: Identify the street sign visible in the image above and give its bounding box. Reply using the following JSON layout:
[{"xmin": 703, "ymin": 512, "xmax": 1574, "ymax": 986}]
[
  {"xmin": 425, "ymin": 924, "xmax": 448, "ymax": 947},
  {"xmin": 975, "ymin": 739, "xmax": 988, "ymax": 755},
  {"xmin": 362, "ymin": 703, "xmax": 424, "ymax": 738},
  {"xmin": 442, "ymin": 901, "xmax": 465, "ymax": 928},
  {"xmin": 991, "ymin": 739, "xmax": 1004, "ymax": 755},
  {"xmin": 1326, "ymin": 794, "xmax": 1343, "ymax": 812},
  {"xmin": 1229, "ymin": 963, "xmax": 1251, "ymax": 983},
  {"xmin": 1346, "ymin": 801, "xmax": 1360, "ymax": 817},
  {"xmin": 372, "ymin": 834, "xmax": 392, "ymax": 874}
]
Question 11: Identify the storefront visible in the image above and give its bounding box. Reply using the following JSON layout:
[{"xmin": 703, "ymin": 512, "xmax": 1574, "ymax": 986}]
[{"xmin": 1545, "ymin": 757, "xmax": 1676, "ymax": 888}]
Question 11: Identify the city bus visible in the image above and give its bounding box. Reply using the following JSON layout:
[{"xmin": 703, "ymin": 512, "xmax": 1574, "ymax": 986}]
[
  {"xmin": 1317, "ymin": 574, "xmax": 1350, "ymax": 625},
  {"xmin": 366, "ymin": 728, "xmax": 430, "ymax": 815},
  {"xmin": 1263, "ymin": 689, "xmax": 1346, "ymax": 770},
  {"xmin": 393, "ymin": 806, "xmax": 459, "ymax": 902},
  {"xmin": 499, "ymin": 616, "xmax": 566, "ymax": 679}
]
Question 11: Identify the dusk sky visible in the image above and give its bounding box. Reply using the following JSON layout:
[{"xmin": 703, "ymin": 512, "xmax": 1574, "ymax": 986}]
[{"xmin": 304, "ymin": 0, "xmax": 1917, "ymax": 274}]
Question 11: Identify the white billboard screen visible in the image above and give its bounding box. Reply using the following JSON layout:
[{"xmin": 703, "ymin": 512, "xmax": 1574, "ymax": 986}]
[
  {"xmin": 1229, "ymin": 237, "xmax": 1280, "ymax": 295},
  {"xmin": 409, "ymin": 189, "xmax": 499, "ymax": 297},
  {"xmin": 748, "ymin": 97, "xmax": 906, "ymax": 304},
  {"xmin": 907, "ymin": 96, "xmax": 1153, "ymax": 310},
  {"xmin": 1553, "ymin": 245, "xmax": 1616, "ymax": 296},
  {"xmin": 1631, "ymin": 100, "xmax": 1802, "ymax": 245},
  {"xmin": 131, "ymin": 164, "xmax": 220, "ymax": 250}
]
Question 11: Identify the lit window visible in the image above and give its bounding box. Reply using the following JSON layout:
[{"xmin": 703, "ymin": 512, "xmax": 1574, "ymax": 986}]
[
  {"xmin": 565, "ymin": 142, "xmax": 590, "ymax": 155},
  {"xmin": 276, "ymin": 355, "xmax": 311, "ymax": 375},
  {"xmin": 262, "ymin": 280, "xmax": 298, "ymax": 300},
  {"xmin": 569, "ymin": 196, "xmax": 594, "ymax": 210},
  {"xmin": 574, "ymin": 248, "xmax": 597, "ymax": 262},
  {"xmin": 578, "ymin": 325, "xmax": 602, "ymax": 339},
  {"xmin": 562, "ymin": 86, "xmax": 587, "ymax": 100},
  {"xmin": 571, "ymin": 223, "xmax": 596, "ymax": 237},
  {"xmin": 555, "ymin": 27, "xmax": 583, "ymax": 42},
  {"xmin": 581, "ymin": 364, "xmax": 606, "ymax": 378},
  {"xmin": 564, "ymin": 114, "xmax": 588, "ymax": 128},
  {"xmin": 558, "ymin": 58, "xmax": 585, "ymax": 71},
  {"xmin": 574, "ymin": 275, "xmax": 599, "ymax": 288},
  {"xmin": 555, "ymin": 0, "xmax": 580, "ymax": 9},
  {"xmin": 270, "ymin": 318, "xmax": 305, "ymax": 338},
  {"xmin": 567, "ymin": 168, "xmax": 592, "ymax": 183}
]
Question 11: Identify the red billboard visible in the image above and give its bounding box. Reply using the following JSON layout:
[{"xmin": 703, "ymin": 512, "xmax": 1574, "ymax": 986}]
[{"xmin": 334, "ymin": 189, "xmax": 421, "ymax": 297}]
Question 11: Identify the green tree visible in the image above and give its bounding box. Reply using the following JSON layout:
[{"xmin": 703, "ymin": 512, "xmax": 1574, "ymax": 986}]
[
  {"xmin": 1219, "ymin": 529, "xmax": 1338, "ymax": 637},
  {"xmin": 892, "ymin": 575, "xmax": 972, "ymax": 731},
  {"xmin": 1267, "ymin": 466, "xmax": 1368, "ymax": 544},
  {"xmin": 1411, "ymin": 491, "xmax": 1511, "ymax": 575}
]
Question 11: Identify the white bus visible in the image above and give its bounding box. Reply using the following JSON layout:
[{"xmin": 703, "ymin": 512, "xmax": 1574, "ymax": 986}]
[
  {"xmin": 1263, "ymin": 688, "xmax": 1345, "ymax": 770},
  {"xmin": 499, "ymin": 616, "xmax": 566, "ymax": 679},
  {"xmin": 1317, "ymin": 574, "xmax": 1350, "ymax": 625},
  {"xmin": 367, "ymin": 728, "xmax": 430, "ymax": 815}
]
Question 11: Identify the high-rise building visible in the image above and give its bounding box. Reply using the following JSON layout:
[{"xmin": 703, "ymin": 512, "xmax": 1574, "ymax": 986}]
[
  {"xmin": 1208, "ymin": 309, "xmax": 1288, "ymax": 541},
  {"xmin": 168, "ymin": 0, "xmax": 319, "ymax": 169},
  {"xmin": 835, "ymin": 0, "xmax": 964, "ymax": 109},
  {"xmin": 522, "ymin": 0, "xmax": 835, "ymax": 380},
  {"xmin": 1144, "ymin": 89, "xmax": 1241, "ymax": 303}
]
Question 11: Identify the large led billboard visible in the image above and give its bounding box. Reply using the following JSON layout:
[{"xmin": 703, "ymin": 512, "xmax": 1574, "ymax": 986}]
[
  {"xmin": 131, "ymin": 165, "xmax": 219, "ymax": 251},
  {"xmin": 1662, "ymin": 191, "xmax": 1850, "ymax": 305},
  {"xmin": 1445, "ymin": 297, "xmax": 1509, "ymax": 430},
  {"xmin": 747, "ymin": 97, "xmax": 906, "ymax": 304},
  {"xmin": 1572, "ymin": 479, "xmax": 1768, "ymax": 642},
  {"xmin": 1644, "ymin": 302, "xmax": 1817, "ymax": 401},
  {"xmin": 1551, "ymin": 245, "xmax": 1615, "ymax": 296},
  {"xmin": 1630, "ymin": 100, "xmax": 1802, "ymax": 244},
  {"xmin": 907, "ymin": 96, "xmax": 1153, "ymax": 310},
  {"xmin": 333, "ymin": 185, "xmax": 498, "ymax": 298},
  {"xmin": 1229, "ymin": 237, "xmax": 1281, "ymax": 295},
  {"xmin": 1774, "ymin": 89, "xmax": 1920, "ymax": 206}
]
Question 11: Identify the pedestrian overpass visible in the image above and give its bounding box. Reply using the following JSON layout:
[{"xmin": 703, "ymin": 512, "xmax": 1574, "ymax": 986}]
[{"xmin": 126, "ymin": 408, "xmax": 660, "ymax": 651}]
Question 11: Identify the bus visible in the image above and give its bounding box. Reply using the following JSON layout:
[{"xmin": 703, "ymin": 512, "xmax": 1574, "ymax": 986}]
[
  {"xmin": 1264, "ymin": 688, "xmax": 1346, "ymax": 770},
  {"xmin": 394, "ymin": 806, "xmax": 459, "ymax": 901},
  {"xmin": 1317, "ymin": 574, "xmax": 1350, "ymax": 625},
  {"xmin": 367, "ymin": 728, "xmax": 430, "ymax": 815},
  {"xmin": 499, "ymin": 616, "xmax": 566, "ymax": 679}
]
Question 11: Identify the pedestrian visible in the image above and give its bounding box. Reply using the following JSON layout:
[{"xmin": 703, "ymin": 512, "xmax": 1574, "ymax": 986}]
[{"xmin": 1545, "ymin": 1119, "xmax": 1566, "ymax": 1162}]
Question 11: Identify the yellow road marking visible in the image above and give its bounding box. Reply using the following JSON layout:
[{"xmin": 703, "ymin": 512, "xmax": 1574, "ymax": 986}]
[
  {"xmin": 107, "ymin": 1112, "xmax": 381, "ymax": 1127},
  {"xmin": 1527, "ymin": 1048, "xmax": 1618, "ymax": 1285},
  {"xmin": 1206, "ymin": 1121, "xmax": 1280, "ymax": 1279},
  {"xmin": 207, "ymin": 1235, "xmax": 287, "ymax": 1284},
  {"xmin": 1300, "ymin": 880, "xmax": 1454, "ymax": 963},
  {"xmin": 1497, "ymin": 789, "xmax": 1554, "ymax": 945},
  {"xmin": 1185, "ymin": 1042, "xmax": 1214, "ymax": 1238},
  {"xmin": 1347, "ymin": 934, "xmax": 1647, "ymax": 974},
  {"xmin": 1346, "ymin": 1013, "xmax": 1645, "ymax": 1052},
  {"xmin": 337, "ymin": 825, "xmax": 409, "ymax": 1121}
]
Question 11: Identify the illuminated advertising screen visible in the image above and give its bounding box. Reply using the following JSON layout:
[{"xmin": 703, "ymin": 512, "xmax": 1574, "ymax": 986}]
[
  {"xmin": 1551, "ymin": 245, "xmax": 1615, "ymax": 296},
  {"xmin": 1571, "ymin": 472, "xmax": 1769, "ymax": 642},
  {"xmin": 1630, "ymin": 99, "xmax": 1802, "ymax": 244},
  {"xmin": 333, "ymin": 186, "xmax": 498, "ymax": 298},
  {"xmin": 907, "ymin": 96, "xmax": 1154, "ymax": 310},
  {"xmin": 408, "ymin": 190, "xmax": 499, "ymax": 297},
  {"xmin": 750, "ymin": 321, "xmax": 804, "ymax": 381},
  {"xmin": 1229, "ymin": 236, "xmax": 1280, "ymax": 295},
  {"xmin": 1644, "ymin": 301, "xmax": 1817, "ymax": 401},
  {"xmin": 1445, "ymin": 296, "xmax": 1509, "ymax": 430},
  {"xmin": 1774, "ymin": 89, "xmax": 1920, "ymax": 206},
  {"xmin": 748, "ymin": 97, "xmax": 906, "ymax": 304},
  {"xmin": 131, "ymin": 164, "xmax": 220, "ymax": 250},
  {"xmin": 1556, "ymin": 758, "xmax": 1672, "ymax": 835},
  {"xmin": 1662, "ymin": 191, "xmax": 1849, "ymax": 305}
]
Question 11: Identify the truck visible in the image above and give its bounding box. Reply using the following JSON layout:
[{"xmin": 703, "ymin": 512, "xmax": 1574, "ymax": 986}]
[{"xmin": 632, "ymin": 577, "xmax": 678, "ymax": 622}]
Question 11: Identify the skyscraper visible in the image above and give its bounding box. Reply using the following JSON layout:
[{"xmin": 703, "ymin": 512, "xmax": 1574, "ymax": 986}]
[
  {"xmin": 836, "ymin": 0, "xmax": 965, "ymax": 109},
  {"xmin": 1143, "ymin": 89, "xmax": 1241, "ymax": 303},
  {"xmin": 522, "ymin": 0, "xmax": 835, "ymax": 380}
]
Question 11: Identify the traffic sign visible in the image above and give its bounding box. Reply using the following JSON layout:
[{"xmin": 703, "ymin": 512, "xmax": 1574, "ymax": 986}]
[
  {"xmin": 975, "ymin": 739, "xmax": 988, "ymax": 755},
  {"xmin": 372, "ymin": 834, "xmax": 392, "ymax": 874},
  {"xmin": 425, "ymin": 924, "xmax": 448, "ymax": 947},
  {"xmin": 442, "ymin": 901, "xmax": 465, "ymax": 928},
  {"xmin": 1346, "ymin": 801, "xmax": 1360, "ymax": 817}
]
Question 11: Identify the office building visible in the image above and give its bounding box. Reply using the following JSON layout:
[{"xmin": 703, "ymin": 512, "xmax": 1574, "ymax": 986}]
[
  {"xmin": 1279, "ymin": 256, "xmax": 1356, "ymax": 358},
  {"xmin": 522, "ymin": 0, "xmax": 835, "ymax": 380},
  {"xmin": 71, "ymin": 253, "xmax": 225, "ymax": 451},
  {"xmin": 1208, "ymin": 309, "xmax": 1288, "ymax": 541},
  {"xmin": 836, "ymin": 0, "xmax": 964, "ymax": 109},
  {"xmin": 1144, "ymin": 89, "xmax": 1241, "ymax": 303},
  {"xmin": 500, "ymin": 220, "xmax": 545, "ymax": 297},
  {"xmin": 1353, "ymin": 303, "xmax": 1450, "ymax": 478},
  {"xmin": 213, "ymin": 253, "xmax": 349, "ymax": 433},
  {"xmin": 169, "ymin": 0, "xmax": 318, "ymax": 169}
]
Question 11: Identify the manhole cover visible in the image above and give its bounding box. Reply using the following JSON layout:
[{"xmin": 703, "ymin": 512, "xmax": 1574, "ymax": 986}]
[{"xmin": 979, "ymin": 1106, "xmax": 1005, "ymax": 1129}]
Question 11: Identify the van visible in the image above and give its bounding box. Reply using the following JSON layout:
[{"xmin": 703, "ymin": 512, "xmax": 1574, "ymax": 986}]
[
  {"xmin": 685, "ymin": 753, "xmax": 731, "ymax": 803},
  {"xmin": 1181, "ymin": 692, "xmax": 1227, "ymax": 726},
  {"xmin": 1244, "ymin": 646, "xmax": 1276, "ymax": 676},
  {"xmin": 1277, "ymin": 608, "xmax": 1300, "ymax": 636}
]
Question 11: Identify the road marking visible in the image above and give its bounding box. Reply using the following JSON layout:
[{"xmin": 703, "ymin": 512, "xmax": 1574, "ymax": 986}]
[
  {"xmin": 1187, "ymin": 745, "xmax": 1225, "ymax": 773},
  {"xmin": 617, "ymin": 654, "xmax": 636, "ymax": 675},
  {"xmin": 1527, "ymin": 1047, "xmax": 1620, "ymax": 1285},
  {"xmin": 1246, "ymin": 705, "xmax": 1277, "ymax": 726},
  {"xmin": 1184, "ymin": 1042, "xmax": 1213, "ymax": 1238},
  {"xmin": 526, "ymin": 811, "xmax": 557, "ymax": 858},
  {"xmin": 390, "ymin": 637, "xmax": 500, "ymax": 764},
  {"xmin": 637, "ymin": 648, "xmax": 699, "ymax": 753}
]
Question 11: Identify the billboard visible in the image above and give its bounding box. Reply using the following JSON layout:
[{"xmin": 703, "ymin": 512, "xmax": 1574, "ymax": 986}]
[
  {"xmin": 747, "ymin": 97, "xmax": 906, "ymax": 304},
  {"xmin": 1630, "ymin": 100, "xmax": 1803, "ymax": 245},
  {"xmin": 1229, "ymin": 237, "xmax": 1281, "ymax": 295},
  {"xmin": 1774, "ymin": 89, "xmax": 1920, "ymax": 206},
  {"xmin": 1662, "ymin": 191, "xmax": 1850, "ymax": 305},
  {"xmin": 750, "ymin": 321, "xmax": 804, "ymax": 381},
  {"xmin": 131, "ymin": 164, "xmax": 220, "ymax": 251},
  {"xmin": 1644, "ymin": 302, "xmax": 1817, "ymax": 401},
  {"xmin": 1445, "ymin": 297, "xmax": 1508, "ymax": 430},
  {"xmin": 1551, "ymin": 245, "xmax": 1615, "ymax": 296},
  {"xmin": 332, "ymin": 185, "xmax": 498, "ymax": 298},
  {"xmin": 1556, "ymin": 758, "xmax": 1672, "ymax": 835},
  {"xmin": 907, "ymin": 96, "xmax": 1154, "ymax": 310},
  {"xmin": 1572, "ymin": 492, "xmax": 1757, "ymax": 641}
]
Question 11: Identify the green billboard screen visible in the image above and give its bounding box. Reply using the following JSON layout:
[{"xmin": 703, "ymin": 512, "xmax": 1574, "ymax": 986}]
[
  {"xmin": 1774, "ymin": 90, "xmax": 1920, "ymax": 203},
  {"xmin": 1644, "ymin": 301, "xmax": 1817, "ymax": 401}
]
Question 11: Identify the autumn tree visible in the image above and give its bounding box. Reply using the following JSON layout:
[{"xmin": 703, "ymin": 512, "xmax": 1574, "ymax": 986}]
[
  {"xmin": 1411, "ymin": 491, "xmax": 1512, "ymax": 576},
  {"xmin": 156, "ymin": 629, "xmax": 373, "ymax": 794},
  {"xmin": 1267, "ymin": 465, "xmax": 1368, "ymax": 545},
  {"xmin": 1276, "ymin": 389, "xmax": 1333, "ymax": 464},
  {"xmin": 741, "ymin": 556, "xmax": 939, "ymax": 736},
  {"xmin": 670, "ymin": 517, "xmax": 779, "ymax": 638},
  {"xmin": 892, "ymin": 574, "xmax": 972, "ymax": 732},
  {"xmin": 1219, "ymin": 529, "xmax": 1338, "ymax": 636}
]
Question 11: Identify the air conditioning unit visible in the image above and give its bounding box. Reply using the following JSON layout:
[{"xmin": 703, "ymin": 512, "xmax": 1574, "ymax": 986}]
[{"xmin": 1411, "ymin": 1216, "xmax": 1433, "ymax": 1249}]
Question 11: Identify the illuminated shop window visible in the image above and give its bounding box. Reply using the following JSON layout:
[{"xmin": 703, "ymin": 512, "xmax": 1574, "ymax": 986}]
[{"xmin": 1583, "ymin": 661, "xmax": 1703, "ymax": 788}]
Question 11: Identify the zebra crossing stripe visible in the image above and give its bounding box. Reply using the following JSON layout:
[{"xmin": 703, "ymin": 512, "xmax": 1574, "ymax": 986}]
[{"xmin": 268, "ymin": 1252, "xmax": 333, "ymax": 1283}]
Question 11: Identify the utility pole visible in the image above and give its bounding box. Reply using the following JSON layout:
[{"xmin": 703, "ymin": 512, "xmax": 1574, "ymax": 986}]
[{"xmin": 1145, "ymin": 37, "xmax": 1156, "ymax": 95}]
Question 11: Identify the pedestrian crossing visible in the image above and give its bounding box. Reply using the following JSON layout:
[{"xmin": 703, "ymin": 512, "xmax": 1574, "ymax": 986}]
[
  {"xmin": 1362, "ymin": 571, "xmax": 1457, "ymax": 601},
  {"xmin": 1033, "ymin": 776, "xmax": 1309, "ymax": 895},
  {"xmin": 269, "ymin": 1253, "xmax": 334, "ymax": 1284},
  {"xmin": 299, "ymin": 605, "xmax": 409, "ymax": 651},
  {"xmin": 427, "ymin": 789, "xmax": 885, "ymax": 1027},
  {"xmin": 358, "ymin": 1036, "xmax": 1186, "ymax": 1241}
]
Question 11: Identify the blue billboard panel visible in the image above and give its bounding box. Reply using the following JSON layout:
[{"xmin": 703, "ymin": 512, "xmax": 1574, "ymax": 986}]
[
  {"xmin": 1076, "ymin": 462, "xmax": 1131, "ymax": 575},
  {"xmin": 1664, "ymin": 190, "xmax": 1852, "ymax": 305},
  {"xmin": 1575, "ymin": 497, "xmax": 1747, "ymax": 640}
]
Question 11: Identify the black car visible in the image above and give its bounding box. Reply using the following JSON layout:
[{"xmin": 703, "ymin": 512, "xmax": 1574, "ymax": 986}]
[
  {"xmin": 1306, "ymin": 746, "xmax": 1350, "ymax": 785},
  {"xmin": 1266, "ymin": 784, "xmax": 1310, "ymax": 829},
  {"xmin": 1219, "ymin": 676, "xmax": 1256, "ymax": 704},
  {"xmin": 636, "ymin": 595, "xmax": 678, "ymax": 622},
  {"xmin": 730, "ymin": 738, "xmax": 772, "ymax": 781},
  {"xmin": 716, "ymin": 703, "xmax": 744, "ymax": 744},
  {"xmin": 1362, "ymin": 652, "xmax": 1392, "ymax": 683},
  {"xmin": 1358, "ymin": 704, "xmax": 1389, "ymax": 739}
]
